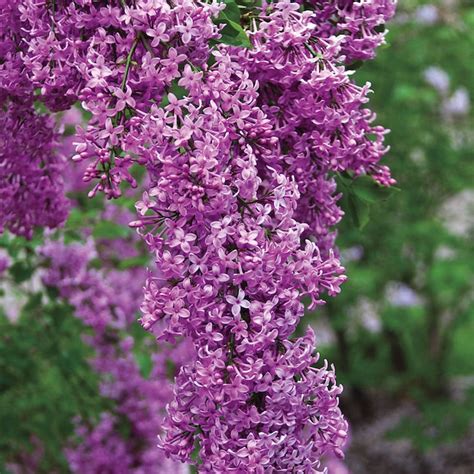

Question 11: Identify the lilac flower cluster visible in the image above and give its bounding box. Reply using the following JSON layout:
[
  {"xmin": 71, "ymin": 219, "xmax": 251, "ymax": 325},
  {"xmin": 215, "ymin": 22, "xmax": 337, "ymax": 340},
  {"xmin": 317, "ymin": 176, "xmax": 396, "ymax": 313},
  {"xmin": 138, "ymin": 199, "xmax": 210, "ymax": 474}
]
[
  {"xmin": 0, "ymin": 2, "xmax": 69, "ymax": 238},
  {"xmin": 306, "ymin": 0, "xmax": 397, "ymax": 62},
  {"xmin": 40, "ymin": 237, "xmax": 191, "ymax": 473},
  {"xmin": 6, "ymin": 0, "xmax": 395, "ymax": 470},
  {"xmin": 239, "ymin": 2, "xmax": 395, "ymax": 252},
  {"xmin": 0, "ymin": 104, "xmax": 68, "ymax": 238}
]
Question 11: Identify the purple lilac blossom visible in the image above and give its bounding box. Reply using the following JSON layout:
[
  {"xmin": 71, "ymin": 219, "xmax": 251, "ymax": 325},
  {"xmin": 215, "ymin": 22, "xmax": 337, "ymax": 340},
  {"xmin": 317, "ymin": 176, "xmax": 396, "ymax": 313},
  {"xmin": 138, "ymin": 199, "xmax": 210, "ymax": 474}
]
[
  {"xmin": 0, "ymin": 2, "xmax": 69, "ymax": 238},
  {"xmin": 5, "ymin": 0, "xmax": 396, "ymax": 470},
  {"xmin": 0, "ymin": 104, "xmax": 69, "ymax": 238},
  {"xmin": 4, "ymin": 436, "xmax": 44, "ymax": 474},
  {"xmin": 60, "ymin": 107, "xmax": 90, "ymax": 194},
  {"xmin": 302, "ymin": 0, "xmax": 397, "ymax": 62},
  {"xmin": 40, "ymin": 238, "xmax": 190, "ymax": 474}
]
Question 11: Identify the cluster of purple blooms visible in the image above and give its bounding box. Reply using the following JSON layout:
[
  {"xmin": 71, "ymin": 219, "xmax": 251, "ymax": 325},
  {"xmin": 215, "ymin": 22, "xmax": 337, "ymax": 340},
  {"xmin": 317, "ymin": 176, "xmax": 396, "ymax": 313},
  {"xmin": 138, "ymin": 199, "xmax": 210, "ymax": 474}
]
[
  {"xmin": 0, "ymin": 2, "xmax": 70, "ymax": 238},
  {"xmin": 0, "ymin": 104, "xmax": 69, "ymax": 239},
  {"xmin": 1, "ymin": 0, "xmax": 395, "ymax": 471},
  {"xmin": 40, "ymin": 228, "xmax": 192, "ymax": 473},
  {"xmin": 305, "ymin": 0, "xmax": 396, "ymax": 63}
]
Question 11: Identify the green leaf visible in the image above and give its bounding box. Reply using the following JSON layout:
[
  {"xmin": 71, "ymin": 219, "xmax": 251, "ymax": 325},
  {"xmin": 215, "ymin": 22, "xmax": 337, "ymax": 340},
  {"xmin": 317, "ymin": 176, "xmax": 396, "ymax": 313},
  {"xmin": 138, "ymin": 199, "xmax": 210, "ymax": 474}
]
[
  {"xmin": 65, "ymin": 207, "xmax": 101, "ymax": 234},
  {"xmin": 45, "ymin": 286, "xmax": 60, "ymax": 299},
  {"xmin": 219, "ymin": 20, "xmax": 252, "ymax": 48},
  {"xmin": 348, "ymin": 60, "xmax": 364, "ymax": 71},
  {"xmin": 351, "ymin": 175, "xmax": 399, "ymax": 204},
  {"xmin": 219, "ymin": 0, "xmax": 241, "ymax": 23},
  {"xmin": 213, "ymin": 0, "xmax": 252, "ymax": 48},
  {"xmin": 135, "ymin": 352, "xmax": 153, "ymax": 379},
  {"xmin": 337, "ymin": 174, "xmax": 397, "ymax": 230},
  {"xmin": 92, "ymin": 220, "xmax": 131, "ymax": 240},
  {"xmin": 118, "ymin": 255, "xmax": 149, "ymax": 270},
  {"xmin": 33, "ymin": 100, "xmax": 48, "ymax": 114},
  {"xmin": 23, "ymin": 293, "xmax": 43, "ymax": 313},
  {"xmin": 348, "ymin": 193, "xmax": 371, "ymax": 230},
  {"xmin": 9, "ymin": 261, "xmax": 35, "ymax": 284},
  {"xmin": 63, "ymin": 124, "xmax": 76, "ymax": 137}
]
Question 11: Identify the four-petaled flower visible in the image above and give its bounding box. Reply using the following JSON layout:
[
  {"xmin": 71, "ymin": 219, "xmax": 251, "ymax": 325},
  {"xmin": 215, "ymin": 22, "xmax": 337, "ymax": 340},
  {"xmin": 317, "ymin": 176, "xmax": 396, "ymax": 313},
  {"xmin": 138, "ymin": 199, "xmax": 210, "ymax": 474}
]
[
  {"xmin": 146, "ymin": 22, "xmax": 170, "ymax": 47},
  {"xmin": 226, "ymin": 289, "xmax": 251, "ymax": 318},
  {"xmin": 175, "ymin": 17, "xmax": 199, "ymax": 44},
  {"xmin": 113, "ymin": 86, "xmax": 136, "ymax": 112},
  {"xmin": 98, "ymin": 119, "xmax": 124, "ymax": 146},
  {"xmin": 169, "ymin": 229, "xmax": 196, "ymax": 253}
]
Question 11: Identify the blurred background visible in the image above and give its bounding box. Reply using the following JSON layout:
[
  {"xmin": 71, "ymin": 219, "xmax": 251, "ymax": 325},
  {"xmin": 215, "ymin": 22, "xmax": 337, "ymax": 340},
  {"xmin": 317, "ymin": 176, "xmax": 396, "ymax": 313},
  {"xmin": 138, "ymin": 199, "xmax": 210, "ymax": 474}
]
[{"xmin": 1, "ymin": 1, "xmax": 473, "ymax": 473}]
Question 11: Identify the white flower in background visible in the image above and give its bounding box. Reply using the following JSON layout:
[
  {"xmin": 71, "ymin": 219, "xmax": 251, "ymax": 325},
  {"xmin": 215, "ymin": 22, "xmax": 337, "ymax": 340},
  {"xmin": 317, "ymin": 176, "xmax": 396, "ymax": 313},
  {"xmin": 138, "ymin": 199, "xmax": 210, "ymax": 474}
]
[
  {"xmin": 0, "ymin": 281, "xmax": 26, "ymax": 322},
  {"xmin": 385, "ymin": 282, "xmax": 423, "ymax": 307},
  {"xmin": 439, "ymin": 189, "xmax": 474, "ymax": 237},
  {"xmin": 350, "ymin": 298, "xmax": 382, "ymax": 334},
  {"xmin": 311, "ymin": 317, "xmax": 336, "ymax": 347},
  {"xmin": 423, "ymin": 66, "xmax": 450, "ymax": 95},
  {"xmin": 442, "ymin": 87, "xmax": 471, "ymax": 118},
  {"xmin": 414, "ymin": 4, "xmax": 439, "ymax": 24},
  {"xmin": 409, "ymin": 148, "xmax": 426, "ymax": 165},
  {"xmin": 0, "ymin": 264, "xmax": 43, "ymax": 322},
  {"xmin": 435, "ymin": 245, "xmax": 457, "ymax": 260},
  {"xmin": 341, "ymin": 245, "xmax": 364, "ymax": 264}
]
